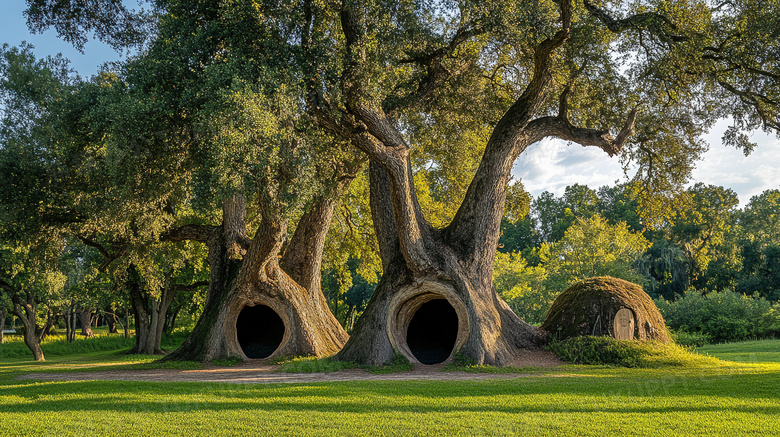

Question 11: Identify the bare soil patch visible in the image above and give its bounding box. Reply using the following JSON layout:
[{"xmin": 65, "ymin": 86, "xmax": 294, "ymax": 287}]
[{"xmin": 19, "ymin": 350, "xmax": 562, "ymax": 384}]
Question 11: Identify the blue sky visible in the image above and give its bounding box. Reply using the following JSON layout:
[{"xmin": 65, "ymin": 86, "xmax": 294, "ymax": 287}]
[
  {"xmin": 2, "ymin": 0, "xmax": 778, "ymax": 207},
  {"xmin": 1, "ymin": 1, "xmax": 129, "ymax": 77}
]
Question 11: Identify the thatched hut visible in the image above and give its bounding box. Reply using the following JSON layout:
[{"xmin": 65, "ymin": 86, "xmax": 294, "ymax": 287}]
[{"xmin": 541, "ymin": 276, "xmax": 670, "ymax": 343}]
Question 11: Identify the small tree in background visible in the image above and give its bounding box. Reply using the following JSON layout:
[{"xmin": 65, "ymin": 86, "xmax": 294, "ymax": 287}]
[{"xmin": 495, "ymin": 215, "xmax": 650, "ymax": 324}]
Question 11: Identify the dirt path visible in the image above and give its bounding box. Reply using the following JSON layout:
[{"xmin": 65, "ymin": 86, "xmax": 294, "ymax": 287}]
[{"xmin": 19, "ymin": 351, "xmax": 562, "ymax": 385}]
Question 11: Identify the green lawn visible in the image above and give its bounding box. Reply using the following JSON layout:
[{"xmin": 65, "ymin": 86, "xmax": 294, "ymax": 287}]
[
  {"xmin": 697, "ymin": 339, "xmax": 780, "ymax": 364},
  {"xmin": 0, "ymin": 338, "xmax": 779, "ymax": 436}
]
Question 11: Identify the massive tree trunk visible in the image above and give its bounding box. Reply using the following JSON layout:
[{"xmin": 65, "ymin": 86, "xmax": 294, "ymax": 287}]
[
  {"xmin": 336, "ymin": 162, "xmax": 544, "ymax": 366},
  {"xmin": 164, "ymin": 187, "xmax": 354, "ymax": 362},
  {"xmin": 11, "ymin": 292, "xmax": 44, "ymax": 361},
  {"xmin": 325, "ymin": 0, "xmax": 637, "ymax": 366},
  {"xmin": 162, "ymin": 195, "xmax": 251, "ymax": 361},
  {"xmin": 221, "ymin": 212, "xmax": 348, "ymax": 360}
]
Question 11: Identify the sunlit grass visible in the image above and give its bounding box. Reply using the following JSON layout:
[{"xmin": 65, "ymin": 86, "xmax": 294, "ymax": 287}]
[
  {"xmin": 0, "ymin": 338, "xmax": 779, "ymax": 436},
  {"xmin": 0, "ymin": 331, "xmax": 134, "ymax": 359},
  {"xmin": 696, "ymin": 338, "xmax": 780, "ymax": 364},
  {"xmin": 0, "ymin": 327, "xmax": 189, "ymax": 360}
]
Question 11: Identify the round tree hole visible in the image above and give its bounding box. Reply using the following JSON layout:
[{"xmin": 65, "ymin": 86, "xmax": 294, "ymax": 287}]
[
  {"xmin": 236, "ymin": 305, "xmax": 285, "ymax": 359},
  {"xmin": 406, "ymin": 299, "xmax": 459, "ymax": 365}
]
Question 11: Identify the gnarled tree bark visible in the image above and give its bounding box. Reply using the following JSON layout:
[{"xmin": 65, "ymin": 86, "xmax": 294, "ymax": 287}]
[
  {"xmin": 322, "ymin": 0, "xmax": 637, "ymax": 366},
  {"xmin": 164, "ymin": 183, "xmax": 356, "ymax": 361}
]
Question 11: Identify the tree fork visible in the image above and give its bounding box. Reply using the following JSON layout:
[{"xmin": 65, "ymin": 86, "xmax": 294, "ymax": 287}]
[
  {"xmin": 164, "ymin": 189, "xmax": 352, "ymax": 362},
  {"xmin": 335, "ymin": 0, "xmax": 581, "ymax": 366}
]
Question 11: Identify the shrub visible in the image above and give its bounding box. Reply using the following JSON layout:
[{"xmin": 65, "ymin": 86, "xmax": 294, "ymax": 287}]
[
  {"xmin": 656, "ymin": 290, "xmax": 780, "ymax": 343},
  {"xmin": 548, "ymin": 336, "xmax": 720, "ymax": 368},
  {"xmin": 671, "ymin": 330, "xmax": 711, "ymax": 348}
]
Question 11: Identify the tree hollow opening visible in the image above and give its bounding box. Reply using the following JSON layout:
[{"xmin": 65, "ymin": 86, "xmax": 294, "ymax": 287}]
[
  {"xmin": 236, "ymin": 305, "xmax": 285, "ymax": 359},
  {"xmin": 405, "ymin": 299, "xmax": 459, "ymax": 365}
]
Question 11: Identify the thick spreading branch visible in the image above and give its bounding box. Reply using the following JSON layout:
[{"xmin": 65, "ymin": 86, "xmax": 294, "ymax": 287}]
[
  {"xmin": 11, "ymin": 290, "xmax": 34, "ymax": 321},
  {"xmin": 556, "ymin": 86, "xmax": 639, "ymax": 156},
  {"xmin": 582, "ymin": 0, "xmax": 688, "ymax": 43},
  {"xmin": 485, "ymin": 0, "xmax": 572, "ymax": 151},
  {"xmin": 369, "ymin": 161, "xmax": 400, "ymax": 271},
  {"xmin": 243, "ymin": 212, "xmax": 289, "ymax": 284},
  {"xmin": 160, "ymin": 224, "xmax": 217, "ymax": 244},
  {"xmin": 335, "ymin": 1, "xmax": 437, "ymax": 275},
  {"xmin": 281, "ymin": 158, "xmax": 363, "ymax": 293},
  {"xmin": 75, "ymin": 235, "xmax": 126, "ymax": 272},
  {"xmin": 534, "ymin": 109, "xmax": 639, "ymax": 157},
  {"xmin": 221, "ymin": 194, "xmax": 250, "ymax": 258},
  {"xmin": 447, "ymin": 0, "xmax": 572, "ymax": 265}
]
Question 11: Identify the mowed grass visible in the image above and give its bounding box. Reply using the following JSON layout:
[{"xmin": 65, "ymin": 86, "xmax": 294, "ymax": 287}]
[
  {"xmin": 0, "ymin": 338, "xmax": 778, "ymax": 436},
  {"xmin": 697, "ymin": 339, "xmax": 780, "ymax": 364}
]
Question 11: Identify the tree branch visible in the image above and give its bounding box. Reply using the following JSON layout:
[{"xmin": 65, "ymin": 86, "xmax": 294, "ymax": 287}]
[
  {"xmin": 239, "ymin": 210, "xmax": 289, "ymax": 285},
  {"xmin": 11, "ymin": 290, "xmax": 34, "ymax": 319},
  {"xmin": 159, "ymin": 224, "xmax": 218, "ymax": 244},
  {"xmin": 447, "ymin": 0, "xmax": 573, "ymax": 266},
  {"xmin": 368, "ymin": 161, "xmax": 400, "ymax": 271},
  {"xmin": 585, "ymin": 1, "xmax": 778, "ymax": 136},
  {"xmin": 537, "ymin": 108, "xmax": 639, "ymax": 157},
  {"xmin": 718, "ymin": 80, "xmax": 780, "ymax": 131},
  {"xmin": 75, "ymin": 235, "xmax": 126, "ymax": 272},
  {"xmin": 280, "ymin": 157, "xmax": 363, "ymax": 293},
  {"xmin": 582, "ymin": 0, "xmax": 688, "ymax": 43},
  {"xmin": 335, "ymin": 0, "xmax": 437, "ymax": 275},
  {"xmin": 75, "ymin": 234, "xmax": 111, "ymax": 260},
  {"xmin": 393, "ymin": 22, "xmax": 487, "ymax": 110}
]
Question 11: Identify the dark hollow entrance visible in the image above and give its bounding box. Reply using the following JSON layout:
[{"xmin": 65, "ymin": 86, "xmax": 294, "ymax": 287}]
[
  {"xmin": 236, "ymin": 305, "xmax": 285, "ymax": 359},
  {"xmin": 406, "ymin": 299, "xmax": 459, "ymax": 365}
]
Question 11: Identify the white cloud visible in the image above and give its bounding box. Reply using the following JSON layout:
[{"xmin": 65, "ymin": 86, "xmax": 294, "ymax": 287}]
[
  {"xmin": 513, "ymin": 124, "xmax": 780, "ymax": 206},
  {"xmin": 693, "ymin": 124, "xmax": 780, "ymax": 206},
  {"xmin": 512, "ymin": 139, "xmax": 626, "ymax": 198}
]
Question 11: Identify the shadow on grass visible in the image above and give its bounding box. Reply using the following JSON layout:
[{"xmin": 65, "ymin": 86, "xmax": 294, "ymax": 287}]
[{"xmin": 2, "ymin": 365, "xmax": 780, "ymax": 416}]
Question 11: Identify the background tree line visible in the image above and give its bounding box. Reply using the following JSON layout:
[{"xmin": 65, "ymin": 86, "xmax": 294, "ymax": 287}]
[{"xmin": 493, "ymin": 181, "xmax": 780, "ymax": 343}]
